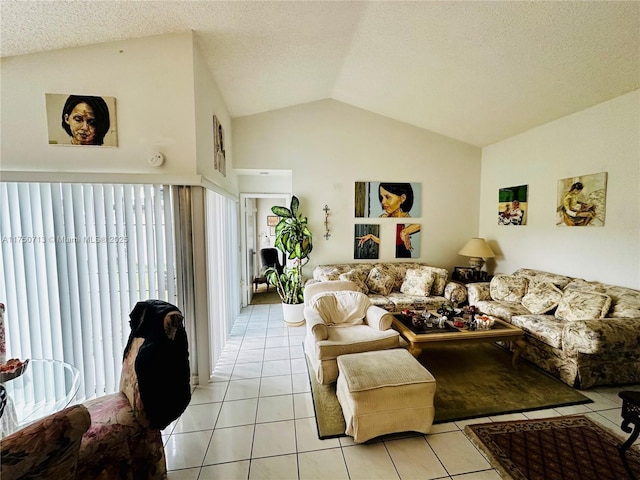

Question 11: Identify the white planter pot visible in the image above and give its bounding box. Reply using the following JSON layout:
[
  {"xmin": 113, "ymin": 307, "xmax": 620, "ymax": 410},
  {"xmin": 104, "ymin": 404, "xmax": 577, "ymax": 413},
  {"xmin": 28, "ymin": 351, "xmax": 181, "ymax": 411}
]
[{"xmin": 282, "ymin": 302, "xmax": 305, "ymax": 327}]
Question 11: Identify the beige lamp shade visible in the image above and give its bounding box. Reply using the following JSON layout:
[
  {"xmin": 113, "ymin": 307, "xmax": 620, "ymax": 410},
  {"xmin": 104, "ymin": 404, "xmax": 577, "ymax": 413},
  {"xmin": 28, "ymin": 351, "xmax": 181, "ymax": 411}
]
[{"xmin": 458, "ymin": 238, "xmax": 495, "ymax": 270}]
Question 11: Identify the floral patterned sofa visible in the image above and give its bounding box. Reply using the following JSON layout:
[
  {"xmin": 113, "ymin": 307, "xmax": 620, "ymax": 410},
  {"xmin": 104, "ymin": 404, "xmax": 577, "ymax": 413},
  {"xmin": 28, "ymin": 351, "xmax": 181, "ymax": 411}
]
[
  {"xmin": 311, "ymin": 262, "xmax": 467, "ymax": 312},
  {"xmin": 467, "ymin": 268, "xmax": 640, "ymax": 389}
]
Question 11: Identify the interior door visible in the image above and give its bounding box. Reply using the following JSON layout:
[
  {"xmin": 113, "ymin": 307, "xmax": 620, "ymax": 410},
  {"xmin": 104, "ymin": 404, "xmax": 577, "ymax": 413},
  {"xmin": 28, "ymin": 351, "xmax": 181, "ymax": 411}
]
[{"xmin": 243, "ymin": 197, "xmax": 257, "ymax": 306}]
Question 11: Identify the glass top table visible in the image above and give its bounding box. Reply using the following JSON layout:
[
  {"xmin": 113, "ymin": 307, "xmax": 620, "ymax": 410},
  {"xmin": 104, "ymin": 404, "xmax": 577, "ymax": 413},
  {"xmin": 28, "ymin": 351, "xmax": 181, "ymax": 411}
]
[{"xmin": 1, "ymin": 358, "xmax": 81, "ymax": 436}]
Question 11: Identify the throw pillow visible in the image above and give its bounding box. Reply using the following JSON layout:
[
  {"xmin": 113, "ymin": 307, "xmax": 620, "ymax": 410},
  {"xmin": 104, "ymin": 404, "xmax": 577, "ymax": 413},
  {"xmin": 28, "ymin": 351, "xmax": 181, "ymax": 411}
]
[
  {"xmin": 555, "ymin": 290, "xmax": 612, "ymax": 321},
  {"xmin": 339, "ymin": 270, "xmax": 369, "ymax": 294},
  {"xmin": 490, "ymin": 274, "xmax": 529, "ymax": 302},
  {"xmin": 400, "ymin": 268, "xmax": 435, "ymax": 296},
  {"xmin": 316, "ymin": 268, "xmax": 341, "ymax": 282},
  {"xmin": 563, "ymin": 278, "xmax": 606, "ymax": 293},
  {"xmin": 311, "ymin": 291, "xmax": 370, "ymax": 325},
  {"xmin": 366, "ymin": 266, "xmax": 395, "ymax": 296},
  {"xmin": 521, "ymin": 282, "xmax": 564, "ymax": 314}
]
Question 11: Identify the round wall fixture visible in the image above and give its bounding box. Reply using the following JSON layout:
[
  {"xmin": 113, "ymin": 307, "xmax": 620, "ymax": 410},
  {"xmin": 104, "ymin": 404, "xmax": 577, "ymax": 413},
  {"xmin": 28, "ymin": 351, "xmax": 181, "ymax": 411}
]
[{"xmin": 148, "ymin": 152, "xmax": 164, "ymax": 167}]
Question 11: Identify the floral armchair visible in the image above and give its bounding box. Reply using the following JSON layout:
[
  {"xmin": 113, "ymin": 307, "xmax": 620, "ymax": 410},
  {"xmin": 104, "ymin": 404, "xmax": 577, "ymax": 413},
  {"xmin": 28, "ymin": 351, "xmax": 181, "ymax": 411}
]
[
  {"xmin": 1, "ymin": 404, "xmax": 91, "ymax": 480},
  {"xmin": 303, "ymin": 280, "xmax": 400, "ymax": 385},
  {"xmin": 76, "ymin": 300, "xmax": 191, "ymax": 480}
]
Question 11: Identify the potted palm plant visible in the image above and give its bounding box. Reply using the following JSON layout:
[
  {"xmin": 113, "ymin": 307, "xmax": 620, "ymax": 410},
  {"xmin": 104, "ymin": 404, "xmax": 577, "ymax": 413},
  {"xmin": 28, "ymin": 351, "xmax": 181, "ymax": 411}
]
[{"xmin": 264, "ymin": 196, "xmax": 313, "ymax": 326}]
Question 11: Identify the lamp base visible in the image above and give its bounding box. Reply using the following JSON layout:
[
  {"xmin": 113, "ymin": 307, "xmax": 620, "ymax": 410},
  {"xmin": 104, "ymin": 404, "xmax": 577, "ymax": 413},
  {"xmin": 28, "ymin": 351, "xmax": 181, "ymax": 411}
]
[{"xmin": 468, "ymin": 257, "xmax": 485, "ymax": 271}]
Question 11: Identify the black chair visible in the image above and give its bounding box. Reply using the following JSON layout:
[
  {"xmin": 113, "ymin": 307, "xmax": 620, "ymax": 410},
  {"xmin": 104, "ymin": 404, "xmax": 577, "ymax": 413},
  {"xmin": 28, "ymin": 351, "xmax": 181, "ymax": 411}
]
[
  {"xmin": 619, "ymin": 391, "xmax": 640, "ymax": 480},
  {"xmin": 255, "ymin": 248, "xmax": 284, "ymax": 293}
]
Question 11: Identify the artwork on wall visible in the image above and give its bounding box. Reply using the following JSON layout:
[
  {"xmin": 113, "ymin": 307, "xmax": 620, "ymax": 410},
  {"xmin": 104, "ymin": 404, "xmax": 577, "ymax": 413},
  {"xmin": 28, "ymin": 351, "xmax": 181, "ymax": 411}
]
[
  {"xmin": 557, "ymin": 172, "xmax": 607, "ymax": 227},
  {"xmin": 354, "ymin": 182, "xmax": 422, "ymax": 218},
  {"xmin": 213, "ymin": 115, "xmax": 226, "ymax": 176},
  {"xmin": 354, "ymin": 224, "xmax": 380, "ymax": 259},
  {"xmin": 46, "ymin": 93, "xmax": 118, "ymax": 146},
  {"xmin": 395, "ymin": 223, "xmax": 421, "ymax": 258},
  {"xmin": 498, "ymin": 184, "xmax": 528, "ymax": 226},
  {"xmin": 267, "ymin": 215, "xmax": 278, "ymax": 226}
]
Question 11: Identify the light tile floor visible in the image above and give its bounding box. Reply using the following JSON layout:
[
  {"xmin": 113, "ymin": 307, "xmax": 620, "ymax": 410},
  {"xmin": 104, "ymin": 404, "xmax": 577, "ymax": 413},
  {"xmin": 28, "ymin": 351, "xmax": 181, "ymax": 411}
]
[{"xmin": 163, "ymin": 303, "xmax": 639, "ymax": 480}]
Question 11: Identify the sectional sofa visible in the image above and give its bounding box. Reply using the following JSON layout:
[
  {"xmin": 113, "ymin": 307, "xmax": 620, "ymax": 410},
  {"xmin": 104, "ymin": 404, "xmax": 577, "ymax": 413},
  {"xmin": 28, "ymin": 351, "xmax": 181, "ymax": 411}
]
[
  {"xmin": 467, "ymin": 268, "xmax": 640, "ymax": 389},
  {"xmin": 311, "ymin": 262, "xmax": 467, "ymax": 312}
]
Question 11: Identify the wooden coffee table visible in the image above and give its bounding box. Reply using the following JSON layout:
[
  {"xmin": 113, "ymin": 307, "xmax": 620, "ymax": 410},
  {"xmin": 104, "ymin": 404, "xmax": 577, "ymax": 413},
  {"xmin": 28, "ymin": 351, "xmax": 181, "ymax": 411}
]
[{"xmin": 392, "ymin": 314, "xmax": 525, "ymax": 367}]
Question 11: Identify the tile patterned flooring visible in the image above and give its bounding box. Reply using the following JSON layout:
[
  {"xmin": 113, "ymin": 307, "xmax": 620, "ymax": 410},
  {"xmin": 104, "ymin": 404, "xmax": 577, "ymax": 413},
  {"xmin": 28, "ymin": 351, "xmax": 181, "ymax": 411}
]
[{"xmin": 164, "ymin": 303, "xmax": 638, "ymax": 480}]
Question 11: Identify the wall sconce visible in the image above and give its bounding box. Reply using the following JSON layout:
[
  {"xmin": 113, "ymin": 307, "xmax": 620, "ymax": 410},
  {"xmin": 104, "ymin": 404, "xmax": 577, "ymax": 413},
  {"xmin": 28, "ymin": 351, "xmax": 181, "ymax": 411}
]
[{"xmin": 323, "ymin": 205, "xmax": 331, "ymax": 240}]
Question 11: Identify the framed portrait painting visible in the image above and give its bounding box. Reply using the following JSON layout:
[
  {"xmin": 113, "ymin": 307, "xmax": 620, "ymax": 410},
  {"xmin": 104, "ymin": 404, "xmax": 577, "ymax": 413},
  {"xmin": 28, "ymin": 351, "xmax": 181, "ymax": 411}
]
[
  {"xmin": 355, "ymin": 181, "xmax": 421, "ymax": 218},
  {"xmin": 46, "ymin": 93, "xmax": 118, "ymax": 147}
]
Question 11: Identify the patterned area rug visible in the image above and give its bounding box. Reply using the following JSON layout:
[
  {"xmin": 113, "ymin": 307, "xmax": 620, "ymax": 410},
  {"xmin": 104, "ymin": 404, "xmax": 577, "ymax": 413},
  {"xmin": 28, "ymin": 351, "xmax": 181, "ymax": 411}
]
[
  {"xmin": 464, "ymin": 415, "xmax": 640, "ymax": 480},
  {"xmin": 306, "ymin": 343, "xmax": 591, "ymax": 439}
]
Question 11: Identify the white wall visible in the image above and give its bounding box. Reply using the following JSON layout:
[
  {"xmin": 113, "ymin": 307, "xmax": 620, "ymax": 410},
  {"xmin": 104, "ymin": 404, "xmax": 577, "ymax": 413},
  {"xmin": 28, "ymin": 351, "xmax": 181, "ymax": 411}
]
[
  {"xmin": 193, "ymin": 41, "xmax": 239, "ymax": 194},
  {"xmin": 233, "ymin": 100, "xmax": 483, "ymax": 272},
  {"xmin": 480, "ymin": 90, "xmax": 640, "ymax": 289},
  {"xmin": 0, "ymin": 32, "xmax": 202, "ymax": 180}
]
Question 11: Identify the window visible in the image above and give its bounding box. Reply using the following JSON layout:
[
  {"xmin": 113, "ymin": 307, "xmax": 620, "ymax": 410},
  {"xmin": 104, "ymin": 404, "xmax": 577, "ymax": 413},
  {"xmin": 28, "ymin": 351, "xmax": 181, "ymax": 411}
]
[{"xmin": 0, "ymin": 182, "xmax": 177, "ymax": 400}]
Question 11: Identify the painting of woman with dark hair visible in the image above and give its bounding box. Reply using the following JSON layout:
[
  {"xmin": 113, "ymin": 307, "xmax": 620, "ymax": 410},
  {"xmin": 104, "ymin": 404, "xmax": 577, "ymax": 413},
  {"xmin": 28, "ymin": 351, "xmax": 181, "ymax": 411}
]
[{"xmin": 46, "ymin": 93, "xmax": 117, "ymax": 146}]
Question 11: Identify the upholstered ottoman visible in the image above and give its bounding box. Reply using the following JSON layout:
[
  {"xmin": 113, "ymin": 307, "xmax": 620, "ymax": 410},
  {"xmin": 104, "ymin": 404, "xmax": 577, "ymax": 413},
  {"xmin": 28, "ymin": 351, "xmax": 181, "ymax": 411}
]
[{"xmin": 336, "ymin": 348, "xmax": 436, "ymax": 443}]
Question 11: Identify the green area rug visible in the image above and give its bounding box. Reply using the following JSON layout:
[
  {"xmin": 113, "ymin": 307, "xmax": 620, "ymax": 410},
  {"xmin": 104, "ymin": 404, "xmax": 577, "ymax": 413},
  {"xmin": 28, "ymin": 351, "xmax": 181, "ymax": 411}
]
[
  {"xmin": 250, "ymin": 291, "xmax": 281, "ymax": 305},
  {"xmin": 307, "ymin": 343, "xmax": 592, "ymax": 439}
]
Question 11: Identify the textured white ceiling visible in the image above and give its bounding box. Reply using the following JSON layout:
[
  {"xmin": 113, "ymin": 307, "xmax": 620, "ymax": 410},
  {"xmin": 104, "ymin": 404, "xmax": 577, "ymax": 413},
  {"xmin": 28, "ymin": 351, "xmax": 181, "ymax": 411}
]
[{"xmin": 2, "ymin": 1, "xmax": 639, "ymax": 146}]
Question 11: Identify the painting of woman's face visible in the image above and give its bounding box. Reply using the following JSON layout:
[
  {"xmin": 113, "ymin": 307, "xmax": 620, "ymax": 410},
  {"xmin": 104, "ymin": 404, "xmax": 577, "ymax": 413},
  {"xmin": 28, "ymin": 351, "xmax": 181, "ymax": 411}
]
[
  {"xmin": 64, "ymin": 102, "xmax": 97, "ymax": 145},
  {"xmin": 379, "ymin": 186, "xmax": 406, "ymax": 217}
]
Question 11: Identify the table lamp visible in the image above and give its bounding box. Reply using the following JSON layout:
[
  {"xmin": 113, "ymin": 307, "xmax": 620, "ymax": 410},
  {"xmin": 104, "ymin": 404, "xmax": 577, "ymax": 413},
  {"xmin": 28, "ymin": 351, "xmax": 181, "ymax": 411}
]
[{"xmin": 458, "ymin": 237, "xmax": 495, "ymax": 271}]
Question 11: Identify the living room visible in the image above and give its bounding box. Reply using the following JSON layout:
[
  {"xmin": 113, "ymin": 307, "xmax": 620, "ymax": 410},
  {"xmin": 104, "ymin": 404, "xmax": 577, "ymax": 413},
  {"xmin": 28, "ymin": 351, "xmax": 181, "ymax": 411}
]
[{"xmin": 1, "ymin": 2, "xmax": 639, "ymax": 479}]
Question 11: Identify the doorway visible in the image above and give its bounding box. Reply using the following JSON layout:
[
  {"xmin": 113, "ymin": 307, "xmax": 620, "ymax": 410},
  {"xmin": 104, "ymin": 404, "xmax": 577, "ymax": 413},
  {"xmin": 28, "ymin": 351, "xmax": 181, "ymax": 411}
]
[{"xmin": 239, "ymin": 193, "xmax": 290, "ymax": 307}]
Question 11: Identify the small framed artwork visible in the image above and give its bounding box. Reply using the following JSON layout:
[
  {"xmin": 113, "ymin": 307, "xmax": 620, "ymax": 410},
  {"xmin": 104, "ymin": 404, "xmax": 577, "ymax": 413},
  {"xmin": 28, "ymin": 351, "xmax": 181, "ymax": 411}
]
[
  {"xmin": 557, "ymin": 172, "xmax": 607, "ymax": 227},
  {"xmin": 498, "ymin": 184, "xmax": 528, "ymax": 226},
  {"xmin": 46, "ymin": 93, "xmax": 118, "ymax": 146},
  {"xmin": 267, "ymin": 215, "xmax": 279, "ymax": 226},
  {"xmin": 354, "ymin": 224, "xmax": 380, "ymax": 259},
  {"xmin": 269, "ymin": 226, "xmax": 276, "ymax": 236},
  {"xmin": 213, "ymin": 115, "xmax": 226, "ymax": 176}
]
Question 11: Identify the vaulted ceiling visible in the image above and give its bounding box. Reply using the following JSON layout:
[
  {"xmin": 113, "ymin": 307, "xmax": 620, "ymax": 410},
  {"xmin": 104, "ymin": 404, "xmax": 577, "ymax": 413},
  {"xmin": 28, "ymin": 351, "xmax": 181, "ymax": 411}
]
[{"xmin": 2, "ymin": 1, "xmax": 638, "ymax": 147}]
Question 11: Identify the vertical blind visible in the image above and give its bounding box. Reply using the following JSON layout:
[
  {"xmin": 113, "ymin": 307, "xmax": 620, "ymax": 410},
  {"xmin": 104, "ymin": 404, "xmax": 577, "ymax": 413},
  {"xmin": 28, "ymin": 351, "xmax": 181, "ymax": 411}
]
[
  {"xmin": 0, "ymin": 182, "xmax": 178, "ymax": 401},
  {"xmin": 205, "ymin": 189, "xmax": 240, "ymax": 373}
]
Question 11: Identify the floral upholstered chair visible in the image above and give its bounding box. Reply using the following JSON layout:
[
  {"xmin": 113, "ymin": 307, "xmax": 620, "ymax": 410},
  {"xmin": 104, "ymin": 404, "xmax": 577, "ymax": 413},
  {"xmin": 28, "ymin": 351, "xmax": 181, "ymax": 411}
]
[
  {"xmin": 77, "ymin": 300, "xmax": 191, "ymax": 480},
  {"xmin": 303, "ymin": 280, "xmax": 400, "ymax": 385},
  {"xmin": 0, "ymin": 404, "xmax": 91, "ymax": 480}
]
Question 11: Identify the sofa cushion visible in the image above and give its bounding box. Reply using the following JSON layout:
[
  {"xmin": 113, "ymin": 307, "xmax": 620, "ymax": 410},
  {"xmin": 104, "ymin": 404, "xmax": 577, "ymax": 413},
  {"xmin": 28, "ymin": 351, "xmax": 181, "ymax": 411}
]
[
  {"xmin": 563, "ymin": 278, "xmax": 606, "ymax": 293},
  {"xmin": 339, "ymin": 270, "xmax": 369, "ymax": 294},
  {"xmin": 490, "ymin": 275, "xmax": 529, "ymax": 302},
  {"xmin": 315, "ymin": 325, "xmax": 400, "ymax": 361},
  {"xmin": 311, "ymin": 291, "xmax": 371, "ymax": 326},
  {"xmin": 366, "ymin": 267, "xmax": 395, "ymax": 296},
  {"xmin": 512, "ymin": 268, "xmax": 573, "ymax": 289},
  {"xmin": 555, "ymin": 290, "xmax": 612, "ymax": 321},
  {"xmin": 603, "ymin": 285, "xmax": 640, "ymax": 318},
  {"xmin": 511, "ymin": 314, "xmax": 566, "ymax": 349},
  {"xmin": 521, "ymin": 282, "xmax": 564, "ymax": 314},
  {"xmin": 475, "ymin": 300, "xmax": 531, "ymax": 323},
  {"xmin": 316, "ymin": 267, "xmax": 342, "ymax": 282},
  {"xmin": 386, "ymin": 293, "xmax": 448, "ymax": 312},
  {"xmin": 400, "ymin": 268, "xmax": 435, "ymax": 296},
  {"xmin": 366, "ymin": 293, "xmax": 396, "ymax": 311}
]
